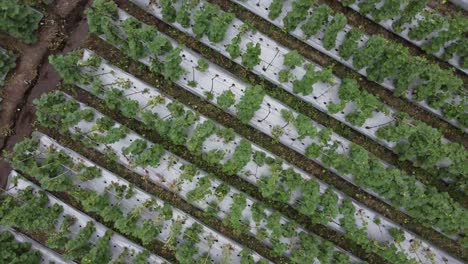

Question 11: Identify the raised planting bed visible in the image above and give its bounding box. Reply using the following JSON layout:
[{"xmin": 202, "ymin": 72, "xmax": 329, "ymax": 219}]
[
  {"xmin": 215, "ymin": 0, "xmax": 466, "ymax": 128},
  {"xmin": 3, "ymin": 171, "xmax": 170, "ymax": 264},
  {"xmin": 36, "ymin": 47, "xmax": 466, "ymax": 262},
  {"xmin": 0, "ymin": 226, "xmax": 72, "ymax": 264},
  {"xmin": 335, "ymin": 0, "xmax": 467, "ymax": 72},
  {"xmin": 79, "ymin": 3, "xmax": 467, "ymax": 242},
  {"xmin": 100, "ymin": 1, "xmax": 468, "ymax": 194},
  {"xmin": 0, "ymin": 0, "xmax": 43, "ymax": 44}
]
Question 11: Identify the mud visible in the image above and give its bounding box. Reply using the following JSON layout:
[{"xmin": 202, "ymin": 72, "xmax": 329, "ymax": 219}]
[{"xmin": 0, "ymin": 0, "xmax": 91, "ymax": 189}]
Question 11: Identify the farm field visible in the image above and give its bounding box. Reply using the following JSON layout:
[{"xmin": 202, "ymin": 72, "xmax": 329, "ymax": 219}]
[{"xmin": 0, "ymin": 0, "xmax": 466, "ymax": 263}]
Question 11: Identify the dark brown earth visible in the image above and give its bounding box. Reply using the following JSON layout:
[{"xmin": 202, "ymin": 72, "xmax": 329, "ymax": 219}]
[
  {"xmin": 0, "ymin": 0, "xmax": 92, "ymax": 189},
  {"xmin": 0, "ymin": 0, "xmax": 466, "ymax": 261},
  {"xmin": 428, "ymin": 0, "xmax": 468, "ymax": 18}
]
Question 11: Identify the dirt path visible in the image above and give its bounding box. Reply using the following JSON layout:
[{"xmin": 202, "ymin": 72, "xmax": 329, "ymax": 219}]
[{"xmin": 0, "ymin": 0, "xmax": 91, "ymax": 189}]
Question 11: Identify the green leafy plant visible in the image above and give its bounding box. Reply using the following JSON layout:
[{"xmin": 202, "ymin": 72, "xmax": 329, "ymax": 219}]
[{"xmin": 0, "ymin": 0, "xmax": 42, "ymax": 43}]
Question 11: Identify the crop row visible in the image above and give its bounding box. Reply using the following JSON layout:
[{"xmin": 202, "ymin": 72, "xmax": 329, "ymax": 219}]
[
  {"xmin": 0, "ymin": 227, "xmax": 69, "ymax": 263},
  {"xmin": 10, "ymin": 132, "xmax": 283, "ymax": 263},
  {"xmin": 113, "ymin": 0, "xmax": 468, "ymax": 194},
  {"xmin": 219, "ymin": 0, "xmax": 466, "ymax": 128},
  {"xmin": 0, "ymin": 0, "xmax": 43, "ymax": 44},
  {"xmin": 43, "ymin": 42, "xmax": 466, "ymax": 264},
  {"xmin": 337, "ymin": 0, "xmax": 467, "ymax": 71},
  {"xmin": 24, "ymin": 124, "xmax": 364, "ymax": 263},
  {"xmin": 80, "ymin": 0, "xmax": 467, "ymax": 240},
  {"xmin": 2, "ymin": 171, "xmax": 169, "ymax": 264}
]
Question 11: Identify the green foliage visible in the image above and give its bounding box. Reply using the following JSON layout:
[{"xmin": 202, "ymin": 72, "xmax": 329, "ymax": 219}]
[
  {"xmin": 291, "ymin": 233, "xmax": 319, "ymax": 263},
  {"xmin": 46, "ymin": 215, "xmax": 75, "ymax": 250},
  {"xmin": 337, "ymin": 78, "xmax": 387, "ymax": 126},
  {"xmin": 294, "ymin": 114, "xmax": 317, "ymax": 139},
  {"xmin": 196, "ymin": 59, "xmax": 209, "ymax": 72},
  {"xmin": 408, "ymin": 13, "xmax": 446, "ymax": 41},
  {"xmin": 216, "ymin": 90, "xmax": 236, "ymax": 109},
  {"xmin": 227, "ymin": 35, "xmax": 242, "ymax": 59},
  {"xmin": 268, "ymin": 0, "xmax": 283, "ymax": 20},
  {"xmin": 371, "ymin": 0, "xmax": 405, "ymax": 22},
  {"xmin": 305, "ymin": 143, "xmax": 321, "ymax": 158},
  {"xmin": 227, "ymin": 193, "xmax": 247, "ymax": 234},
  {"xmin": 392, "ymin": 0, "xmax": 429, "ymax": 32},
  {"xmin": 236, "ymin": 85, "xmax": 265, "ymax": 123},
  {"xmin": 122, "ymin": 140, "xmax": 165, "ymax": 167},
  {"xmin": 323, "ymin": 13, "xmax": 347, "ymax": 50},
  {"xmin": 208, "ymin": 12, "xmax": 234, "ymax": 43},
  {"xmin": 338, "ymin": 27, "xmax": 363, "ymax": 60},
  {"xmin": 0, "ymin": 187, "xmax": 63, "ymax": 232},
  {"xmin": 49, "ymin": 51, "xmax": 90, "ymax": 85},
  {"xmin": 0, "ymin": 49, "xmax": 16, "ymax": 85},
  {"xmin": 352, "ymin": 36, "xmax": 387, "ymax": 70},
  {"xmin": 0, "ymin": 0, "xmax": 42, "ymax": 43},
  {"xmin": 316, "ymin": 188, "xmax": 339, "ymax": 224},
  {"xmin": 327, "ymin": 101, "xmax": 346, "ymax": 114},
  {"xmin": 358, "ymin": 0, "xmax": 380, "ymax": 14},
  {"xmin": 0, "ymin": 231, "xmax": 41, "ymax": 263},
  {"xmin": 271, "ymin": 125, "xmax": 284, "ymax": 143},
  {"xmin": 86, "ymin": 0, "xmax": 119, "ymax": 40},
  {"xmin": 278, "ymin": 69, "xmax": 293, "ymax": 83},
  {"xmin": 176, "ymin": 1, "xmax": 191, "ymax": 28},
  {"xmin": 377, "ymin": 118, "xmax": 468, "ymax": 184},
  {"xmin": 76, "ymin": 164, "xmax": 101, "ymax": 181},
  {"xmin": 422, "ymin": 16, "xmax": 468, "ymax": 55},
  {"xmin": 283, "ymin": 50, "xmax": 304, "ymax": 68},
  {"xmin": 214, "ymin": 183, "xmax": 230, "ymax": 201},
  {"xmin": 301, "ymin": 5, "xmax": 332, "ymax": 38},
  {"xmin": 240, "ymin": 249, "xmax": 256, "ymax": 264},
  {"xmin": 241, "ymin": 42, "xmax": 261, "ymax": 70},
  {"xmin": 298, "ymin": 180, "xmax": 320, "ymax": 216},
  {"xmin": 187, "ymin": 120, "xmax": 217, "ymax": 154},
  {"xmin": 161, "ymin": 47, "xmax": 184, "ymax": 81},
  {"xmin": 193, "ymin": 3, "xmax": 219, "ymax": 39},
  {"xmin": 283, "ymin": 0, "xmax": 315, "ymax": 32},
  {"xmin": 367, "ymin": 43, "xmax": 410, "ymax": 83},
  {"xmin": 318, "ymin": 241, "xmax": 334, "ymax": 264},
  {"xmin": 389, "ymin": 228, "xmax": 405, "ymax": 244},
  {"xmin": 139, "ymin": 25, "xmax": 173, "ymax": 56},
  {"xmin": 176, "ymin": 223, "xmax": 203, "ymax": 263},
  {"xmin": 187, "ymin": 175, "xmax": 213, "ymax": 202},
  {"xmin": 136, "ymin": 144, "xmax": 166, "ymax": 167},
  {"xmin": 134, "ymin": 250, "xmax": 151, "ymax": 264},
  {"xmin": 122, "ymin": 139, "xmax": 147, "ymax": 158},
  {"xmin": 293, "ymin": 65, "xmax": 332, "ymax": 95},
  {"xmin": 64, "ymin": 221, "xmax": 95, "ymax": 260},
  {"xmin": 222, "ymin": 139, "xmax": 252, "ymax": 174},
  {"xmin": 82, "ymin": 230, "xmax": 113, "ymax": 264},
  {"xmin": 216, "ymin": 127, "xmax": 235, "ymax": 143},
  {"xmin": 160, "ymin": 0, "xmax": 177, "ymax": 22},
  {"xmin": 6, "ymin": 139, "xmax": 59, "ymax": 190}
]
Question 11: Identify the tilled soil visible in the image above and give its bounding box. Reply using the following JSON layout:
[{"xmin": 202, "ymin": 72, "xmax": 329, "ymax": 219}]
[{"xmin": 0, "ymin": 0, "xmax": 92, "ymax": 189}]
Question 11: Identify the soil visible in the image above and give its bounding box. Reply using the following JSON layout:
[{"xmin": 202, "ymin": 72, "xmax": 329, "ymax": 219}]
[
  {"xmin": 82, "ymin": 34, "xmax": 467, "ymax": 261},
  {"xmin": 37, "ymin": 126, "xmax": 289, "ymax": 264},
  {"xmin": 118, "ymin": 0, "xmax": 467, "ymax": 205},
  {"xmin": 0, "ymin": 0, "xmax": 92, "ymax": 189},
  {"xmin": 0, "ymin": 0, "xmax": 466, "ymax": 262},
  {"xmin": 209, "ymin": 0, "xmax": 468, "ymax": 144},
  {"xmin": 428, "ymin": 0, "xmax": 468, "ymax": 18}
]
